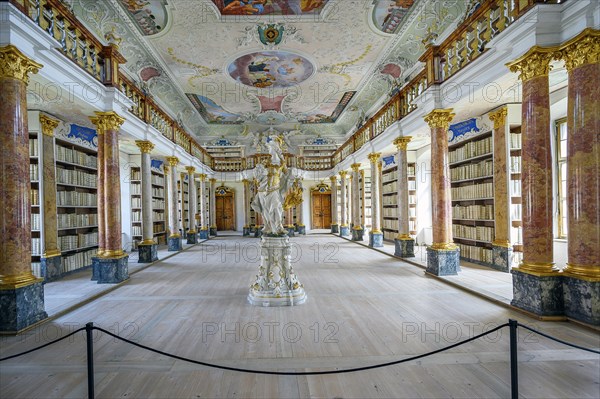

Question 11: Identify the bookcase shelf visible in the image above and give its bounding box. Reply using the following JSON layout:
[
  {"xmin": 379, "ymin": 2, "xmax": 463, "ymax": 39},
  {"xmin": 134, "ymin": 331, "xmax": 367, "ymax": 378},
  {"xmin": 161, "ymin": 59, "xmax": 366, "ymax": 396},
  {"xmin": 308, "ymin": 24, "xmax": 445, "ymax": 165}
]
[
  {"xmin": 130, "ymin": 164, "xmax": 166, "ymax": 249},
  {"xmin": 381, "ymin": 160, "xmax": 417, "ymax": 241}
]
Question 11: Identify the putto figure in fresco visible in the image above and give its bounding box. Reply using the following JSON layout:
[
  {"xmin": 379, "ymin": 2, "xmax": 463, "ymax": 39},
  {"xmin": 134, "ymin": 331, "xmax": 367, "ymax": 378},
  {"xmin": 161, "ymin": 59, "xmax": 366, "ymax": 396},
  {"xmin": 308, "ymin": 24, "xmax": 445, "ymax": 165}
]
[{"xmin": 251, "ymin": 136, "xmax": 294, "ymax": 235}]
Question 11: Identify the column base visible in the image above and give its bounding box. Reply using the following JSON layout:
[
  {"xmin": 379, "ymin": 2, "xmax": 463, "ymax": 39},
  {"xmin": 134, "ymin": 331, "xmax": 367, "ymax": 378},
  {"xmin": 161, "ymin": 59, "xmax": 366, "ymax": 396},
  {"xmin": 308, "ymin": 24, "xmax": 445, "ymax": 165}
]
[
  {"xmin": 187, "ymin": 232, "xmax": 198, "ymax": 245},
  {"xmin": 492, "ymin": 245, "xmax": 512, "ymax": 272},
  {"xmin": 351, "ymin": 227, "xmax": 364, "ymax": 241},
  {"xmin": 297, "ymin": 225, "xmax": 306, "ymax": 235},
  {"xmin": 243, "ymin": 227, "xmax": 251, "ymax": 236},
  {"xmin": 0, "ymin": 281, "xmax": 47, "ymax": 333},
  {"xmin": 254, "ymin": 226, "xmax": 263, "ymax": 238},
  {"xmin": 210, "ymin": 227, "xmax": 217, "ymax": 236},
  {"xmin": 92, "ymin": 255, "xmax": 129, "ymax": 284},
  {"xmin": 331, "ymin": 224, "xmax": 339, "ymax": 234},
  {"xmin": 286, "ymin": 226, "xmax": 295, "ymax": 237},
  {"xmin": 394, "ymin": 238, "xmax": 415, "ymax": 258},
  {"xmin": 426, "ymin": 247, "xmax": 460, "ymax": 276},
  {"xmin": 168, "ymin": 236, "xmax": 183, "ymax": 251},
  {"xmin": 369, "ymin": 232, "xmax": 384, "ymax": 248},
  {"xmin": 199, "ymin": 229, "xmax": 209, "ymax": 239},
  {"xmin": 248, "ymin": 236, "xmax": 306, "ymax": 307},
  {"xmin": 40, "ymin": 255, "xmax": 62, "ymax": 281},
  {"xmin": 562, "ymin": 275, "xmax": 598, "ymax": 325},
  {"xmin": 138, "ymin": 243, "xmax": 158, "ymax": 263},
  {"xmin": 339, "ymin": 225, "xmax": 350, "ymax": 237},
  {"xmin": 511, "ymin": 269, "xmax": 564, "ymax": 317}
]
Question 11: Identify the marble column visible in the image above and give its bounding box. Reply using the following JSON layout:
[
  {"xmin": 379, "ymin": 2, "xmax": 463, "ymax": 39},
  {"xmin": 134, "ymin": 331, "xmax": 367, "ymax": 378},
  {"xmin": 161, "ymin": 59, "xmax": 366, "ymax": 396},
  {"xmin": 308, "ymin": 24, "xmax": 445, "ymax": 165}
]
[
  {"xmin": 242, "ymin": 179, "xmax": 251, "ymax": 236},
  {"xmin": 0, "ymin": 45, "xmax": 47, "ymax": 332},
  {"xmin": 198, "ymin": 174, "xmax": 209, "ymax": 239},
  {"xmin": 351, "ymin": 163, "xmax": 363, "ymax": 241},
  {"xmin": 507, "ymin": 48, "xmax": 562, "ymax": 316},
  {"xmin": 393, "ymin": 136, "xmax": 415, "ymax": 258},
  {"xmin": 90, "ymin": 111, "xmax": 128, "ymax": 284},
  {"xmin": 209, "ymin": 178, "xmax": 217, "ymax": 236},
  {"xmin": 179, "ymin": 172, "xmax": 187, "ymax": 238},
  {"xmin": 560, "ymin": 29, "xmax": 600, "ymax": 325},
  {"xmin": 166, "ymin": 156, "xmax": 182, "ymax": 251},
  {"xmin": 489, "ymin": 107, "xmax": 512, "ymax": 272},
  {"xmin": 339, "ymin": 171, "xmax": 349, "ymax": 236},
  {"xmin": 39, "ymin": 115, "xmax": 61, "ymax": 279},
  {"xmin": 424, "ymin": 109, "xmax": 460, "ymax": 275},
  {"xmin": 330, "ymin": 176, "xmax": 339, "ymax": 233},
  {"xmin": 135, "ymin": 140, "xmax": 158, "ymax": 263},
  {"xmin": 186, "ymin": 166, "xmax": 197, "ymax": 244},
  {"xmin": 368, "ymin": 153, "xmax": 383, "ymax": 247}
]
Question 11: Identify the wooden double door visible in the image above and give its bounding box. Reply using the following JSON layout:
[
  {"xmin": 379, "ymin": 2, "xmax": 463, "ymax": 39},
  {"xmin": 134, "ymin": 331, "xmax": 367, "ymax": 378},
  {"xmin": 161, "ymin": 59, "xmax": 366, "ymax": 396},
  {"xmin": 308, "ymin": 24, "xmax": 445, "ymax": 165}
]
[
  {"xmin": 312, "ymin": 192, "xmax": 332, "ymax": 229},
  {"xmin": 215, "ymin": 194, "xmax": 235, "ymax": 231}
]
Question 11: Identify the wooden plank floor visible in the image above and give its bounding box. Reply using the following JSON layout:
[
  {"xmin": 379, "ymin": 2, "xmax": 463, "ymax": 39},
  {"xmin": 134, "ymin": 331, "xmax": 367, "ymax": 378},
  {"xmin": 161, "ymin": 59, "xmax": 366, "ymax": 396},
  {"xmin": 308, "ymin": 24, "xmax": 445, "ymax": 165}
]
[{"xmin": 1, "ymin": 235, "xmax": 598, "ymax": 398}]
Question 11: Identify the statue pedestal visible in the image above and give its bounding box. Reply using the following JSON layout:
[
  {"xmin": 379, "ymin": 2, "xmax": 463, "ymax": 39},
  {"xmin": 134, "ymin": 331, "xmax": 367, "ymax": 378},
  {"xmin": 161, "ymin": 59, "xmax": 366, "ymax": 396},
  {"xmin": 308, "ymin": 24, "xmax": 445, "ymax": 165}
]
[{"xmin": 248, "ymin": 236, "xmax": 307, "ymax": 307}]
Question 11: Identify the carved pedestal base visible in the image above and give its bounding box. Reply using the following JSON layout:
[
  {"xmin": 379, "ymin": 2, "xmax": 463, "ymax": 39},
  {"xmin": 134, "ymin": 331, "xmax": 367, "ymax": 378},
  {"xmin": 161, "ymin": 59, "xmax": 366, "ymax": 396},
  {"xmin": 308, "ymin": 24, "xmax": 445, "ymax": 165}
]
[
  {"xmin": 426, "ymin": 247, "xmax": 460, "ymax": 276},
  {"xmin": 369, "ymin": 232, "xmax": 383, "ymax": 248},
  {"xmin": 92, "ymin": 255, "xmax": 129, "ymax": 284},
  {"xmin": 210, "ymin": 227, "xmax": 217, "ymax": 236},
  {"xmin": 297, "ymin": 225, "xmax": 306, "ymax": 235},
  {"xmin": 243, "ymin": 227, "xmax": 251, "ymax": 236},
  {"xmin": 511, "ymin": 269, "xmax": 563, "ymax": 317},
  {"xmin": 254, "ymin": 226, "xmax": 263, "ymax": 238},
  {"xmin": 0, "ymin": 281, "xmax": 47, "ymax": 333},
  {"xmin": 339, "ymin": 225, "xmax": 350, "ymax": 237},
  {"xmin": 187, "ymin": 232, "xmax": 198, "ymax": 245},
  {"xmin": 563, "ymin": 276, "xmax": 599, "ymax": 325},
  {"xmin": 248, "ymin": 236, "xmax": 307, "ymax": 307},
  {"xmin": 168, "ymin": 236, "xmax": 183, "ymax": 252},
  {"xmin": 199, "ymin": 229, "xmax": 209, "ymax": 239},
  {"xmin": 351, "ymin": 228, "xmax": 364, "ymax": 241},
  {"xmin": 286, "ymin": 226, "xmax": 295, "ymax": 237},
  {"xmin": 492, "ymin": 245, "xmax": 512, "ymax": 272},
  {"xmin": 331, "ymin": 224, "xmax": 339, "ymax": 234},
  {"xmin": 41, "ymin": 255, "xmax": 62, "ymax": 281},
  {"xmin": 138, "ymin": 243, "xmax": 158, "ymax": 263},
  {"xmin": 394, "ymin": 239, "xmax": 415, "ymax": 258}
]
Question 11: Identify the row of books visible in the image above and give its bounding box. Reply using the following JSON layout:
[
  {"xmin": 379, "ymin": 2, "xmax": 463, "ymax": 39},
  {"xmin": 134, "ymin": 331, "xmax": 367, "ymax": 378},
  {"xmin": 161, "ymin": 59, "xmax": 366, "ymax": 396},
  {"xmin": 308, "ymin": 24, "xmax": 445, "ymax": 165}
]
[
  {"xmin": 55, "ymin": 145, "xmax": 97, "ymax": 169},
  {"xmin": 29, "ymin": 138, "xmax": 39, "ymax": 157},
  {"xmin": 57, "ymin": 213, "xmax": 98, "ymax": 229},
  {"xmin": 31, "ymin": 188, "xmax": 40, "ymax": 205},
  {"xmin": 131, "ymin": 184, "xmax": 165, "ymax": 198},
  {"xmin": 32, "ymin": 213, "xmax": 41, "ymax": 230},
  {"xmin": 383, "ymin": 181, "xmax": 398, "ymax": 193},
  {"xmin": 511, "ymin": 204, "xmax": 522, "ymax": 221},
  {"xmin": 30, "ymin": 163, "xmax": 39, "ymax": 181},
  {"xmin": 452, "ymin": 204, "xmax": 494, "ymax": 220},
  {"xmin": 451, "ymin": 182, "xmax": 494, "ymax": 200},
  {"xmin": 131, "ymin": 211, "xmax": 165, "ymax": 223},
  {"xmin": 510, "ymin": 156, "xmax": 521, "ymax": 173},
  {"xmin": 382, "ymin": 196, "xmax": 398, "ymax": 206},
  {"xmin": 132, "ymin": 225, "xmax": 142, "ymax": 236},
  {"xmin": 57, "ymin": 191, "xmax": 97, "ymax": 206},
  {"xmin": 383, "ymin": 219, "xmax": 398, "ymax": 230},
  {"xmin": 510, "ymin": 180, "xmax": 521, "ymax": 196},
  {"xmin": 382, "ymin": 170, "xmax": 398, "ymax": 183},
  {"xmin": 453, "ymin": 224, "xmax": 495, "ymax": 242},
  {"xmin": 31, "ymin": 262, "xmax": 42, "ymax": 278},
  {"xmin": 457, "ymin": 243, "xmax": 493, "ymax": 263},
  {"xmin": 449, "ymin": 136, "xmax": 493, "ymax": 164},
  {"xmin": 510, "ymin": 132, "xmax": 522, "ymax": 149},
  {"xmin": 32, "ymin": 237, "xmax": 41, "ymax": 256},
  {"xmin": 450, "ymin": 159, "xmax": 493, "ymax": 181},
  {"xmin": 152, "ymin": 174, "xmax": 165, "ymax": 186},
  {"xmin": 59, "ymin": 231, "xmax": 98, "ymax": 251},
  {"xmin": 61, "ymin": 249, "xmax": 97, "ymax": 273},
  {"xmin": 153, "ymin": 224, "xmax": 165, "ymax": 234},
  {"xmin": 383, "ymin": 207, "xmax": 398, "ymax": 218},
  {"xmin": 56, "ymin": 167, "xmax": 97, "ymax": 188}
]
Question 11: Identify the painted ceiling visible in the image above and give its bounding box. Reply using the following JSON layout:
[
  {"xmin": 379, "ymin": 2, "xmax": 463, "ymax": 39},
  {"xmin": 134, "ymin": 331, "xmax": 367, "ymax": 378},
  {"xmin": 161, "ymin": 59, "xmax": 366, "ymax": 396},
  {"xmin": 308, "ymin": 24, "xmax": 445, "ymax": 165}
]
[{"xmin": 71, "ymin": 0, "xmax": 466, "ymax": 147}]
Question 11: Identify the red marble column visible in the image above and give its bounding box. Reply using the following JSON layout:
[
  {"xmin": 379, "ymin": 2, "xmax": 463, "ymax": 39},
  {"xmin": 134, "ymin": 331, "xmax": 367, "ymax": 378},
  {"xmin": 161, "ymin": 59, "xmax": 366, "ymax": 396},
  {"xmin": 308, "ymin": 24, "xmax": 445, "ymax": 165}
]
[
  {"xmin": 424, "ymin": 109, "xmax": 456, "ymax": 250},
  {"xmin": 89, "ymin": 117, "xmax": 105, "ymax": 256},
  {"xmin": 0, "ymin": 46, "xmax": 43, "ymax": 288},
  {"xmin": 508, "ymin": 49, "xmax": 555, "ymax": 274},
  {"xmin": 561, "ymin": 30, "xmax": 600, "ymax": 280},
  {"xmin": 93, "ymin": 112, "xmax": 126, "ymax": 258}
]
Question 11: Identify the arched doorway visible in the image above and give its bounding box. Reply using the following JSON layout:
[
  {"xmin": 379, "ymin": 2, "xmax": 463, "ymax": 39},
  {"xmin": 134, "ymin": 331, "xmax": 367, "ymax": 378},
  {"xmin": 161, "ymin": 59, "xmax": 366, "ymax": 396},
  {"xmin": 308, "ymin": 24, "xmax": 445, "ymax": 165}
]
[
  {"xmin": 311, "ymin": 183, "xmax": 332, "ymax": 229},
  {"xmin": 215, "ymin": 186, "xmax": 235, "ymax": 231}
]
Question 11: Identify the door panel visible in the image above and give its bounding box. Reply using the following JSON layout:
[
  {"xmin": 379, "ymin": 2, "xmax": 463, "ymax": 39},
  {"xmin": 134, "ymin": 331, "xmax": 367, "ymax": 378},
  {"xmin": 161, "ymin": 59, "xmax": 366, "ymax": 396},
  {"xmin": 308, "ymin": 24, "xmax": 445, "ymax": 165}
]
[
  {"xmin": 216, "ymin": 195, "xmax": 234, "ymax": 231},
  {"xmin": 312, "ymin": 193, "xmax": 332, "ymax": 229}
]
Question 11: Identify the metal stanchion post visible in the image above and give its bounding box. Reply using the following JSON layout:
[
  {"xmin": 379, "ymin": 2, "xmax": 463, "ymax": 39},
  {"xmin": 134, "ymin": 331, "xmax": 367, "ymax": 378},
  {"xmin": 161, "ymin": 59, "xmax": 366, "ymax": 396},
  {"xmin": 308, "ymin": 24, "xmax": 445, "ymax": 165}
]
[
  {"xmin": 509, "ymin": 319, "xmax": 518, "ymax": 399},
  {"xmin": 86, "ymin": 322, "xmax": 95, "ymax": 399}
]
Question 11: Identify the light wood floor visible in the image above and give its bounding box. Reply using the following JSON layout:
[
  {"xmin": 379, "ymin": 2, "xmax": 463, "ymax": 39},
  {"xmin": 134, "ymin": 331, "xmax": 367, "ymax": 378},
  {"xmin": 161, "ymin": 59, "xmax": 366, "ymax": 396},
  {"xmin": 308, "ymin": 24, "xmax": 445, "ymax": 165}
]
[{"xmin": 1, "ymin": 235, "xmax": 598, "ymax": 398}]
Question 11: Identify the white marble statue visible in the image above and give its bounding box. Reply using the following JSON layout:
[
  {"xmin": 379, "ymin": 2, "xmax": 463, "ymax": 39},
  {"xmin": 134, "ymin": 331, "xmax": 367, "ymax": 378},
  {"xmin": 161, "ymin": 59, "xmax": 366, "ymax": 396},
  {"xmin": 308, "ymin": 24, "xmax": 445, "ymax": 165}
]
[{"xmin": 251, "ymin": 136, "xmax": 294, "ymax": 235}]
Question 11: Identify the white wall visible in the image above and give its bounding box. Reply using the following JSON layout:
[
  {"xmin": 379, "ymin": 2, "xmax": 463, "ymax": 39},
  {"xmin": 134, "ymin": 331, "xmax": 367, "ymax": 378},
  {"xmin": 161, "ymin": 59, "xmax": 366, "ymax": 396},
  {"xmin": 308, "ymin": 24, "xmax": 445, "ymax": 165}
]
[
  {"xmin": 224, "ymin": 180, "xmax": 245, "ymax": 232},
  {"xmin": 415, "ymin": 145, "xmax": 432, "ymax": 245}
]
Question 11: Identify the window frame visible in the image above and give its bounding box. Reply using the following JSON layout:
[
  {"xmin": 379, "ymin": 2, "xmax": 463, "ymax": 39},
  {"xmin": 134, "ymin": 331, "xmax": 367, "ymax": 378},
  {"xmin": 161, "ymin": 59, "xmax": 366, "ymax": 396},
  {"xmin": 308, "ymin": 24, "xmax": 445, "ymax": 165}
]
[{"xmin": 555, "ymin": 117, "xmax": 568, "ymax": 239}]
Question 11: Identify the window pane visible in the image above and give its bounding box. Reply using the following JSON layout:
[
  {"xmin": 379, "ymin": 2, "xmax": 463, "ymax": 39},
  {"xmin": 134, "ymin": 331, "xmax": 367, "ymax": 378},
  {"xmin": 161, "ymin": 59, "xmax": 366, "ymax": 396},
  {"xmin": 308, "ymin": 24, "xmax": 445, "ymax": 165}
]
[
  {"xmin": 560, "ymin": 163, "xmax": 567, "ymax": 181},
  {"xmin": 560, "ymin": 138, "xmax": 567, "ymax": 158}
]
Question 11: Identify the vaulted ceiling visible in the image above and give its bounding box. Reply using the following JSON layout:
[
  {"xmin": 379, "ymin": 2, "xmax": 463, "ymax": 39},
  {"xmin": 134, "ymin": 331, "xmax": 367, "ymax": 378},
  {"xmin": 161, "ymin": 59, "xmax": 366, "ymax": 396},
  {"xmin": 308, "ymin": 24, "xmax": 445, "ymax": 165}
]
[{"xmin": 71, "ymin": 0, "xmax": 466, "ymax": 147}]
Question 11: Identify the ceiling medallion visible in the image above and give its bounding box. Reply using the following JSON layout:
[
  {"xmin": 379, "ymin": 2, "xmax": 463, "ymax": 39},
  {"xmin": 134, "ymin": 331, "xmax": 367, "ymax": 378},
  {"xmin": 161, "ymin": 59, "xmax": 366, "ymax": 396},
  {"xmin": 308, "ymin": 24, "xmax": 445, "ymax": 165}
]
[{"xmin": 259, "ymin": 24, "xmax": 284, "ymax": 46}]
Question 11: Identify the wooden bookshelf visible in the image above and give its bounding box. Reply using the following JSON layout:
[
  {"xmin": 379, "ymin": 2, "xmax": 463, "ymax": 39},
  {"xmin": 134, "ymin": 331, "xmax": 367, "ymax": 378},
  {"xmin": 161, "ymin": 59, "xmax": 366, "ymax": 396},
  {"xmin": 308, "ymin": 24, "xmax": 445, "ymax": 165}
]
[
  {"xmin": 29, "ymin": 132, "xmax": 42, "ymax": 278},
  {"xmin": 381, "ymin": 159, "xmax": 417, "ymax": 242},
  {"xmin": 130, "ymin": 164, "xmax": 166, "ymax": 249}
]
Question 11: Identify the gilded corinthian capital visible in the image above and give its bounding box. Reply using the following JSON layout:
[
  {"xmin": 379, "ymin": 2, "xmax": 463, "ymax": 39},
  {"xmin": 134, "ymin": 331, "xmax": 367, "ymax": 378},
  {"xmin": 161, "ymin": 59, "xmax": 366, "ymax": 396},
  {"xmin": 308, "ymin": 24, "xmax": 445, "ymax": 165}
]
[
  {"xmin": 0, "ymin": 45, "xmax": 42, "ymax": 84},
  {"xmin": 506, "ymin": 46, "xmax": 555, "ymax": 82},
  {"xmin": 424, "ymin": 109, "xmax": 455, "ymax": 130}
]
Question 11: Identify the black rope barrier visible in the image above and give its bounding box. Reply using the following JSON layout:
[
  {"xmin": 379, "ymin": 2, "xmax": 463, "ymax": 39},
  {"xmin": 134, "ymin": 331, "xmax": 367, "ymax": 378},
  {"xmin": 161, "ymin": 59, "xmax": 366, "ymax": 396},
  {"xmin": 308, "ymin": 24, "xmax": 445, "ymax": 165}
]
[
  {"xmin": 93, "ymin": 323, "xmax": 509, "ymax": 376},
  {"xmin": 0, "ymin": 327, "xmax": 86, "ymax": 361},
  {"xmin": 518, "ymin": 323, "xmax": 600, "ymax": 354}
]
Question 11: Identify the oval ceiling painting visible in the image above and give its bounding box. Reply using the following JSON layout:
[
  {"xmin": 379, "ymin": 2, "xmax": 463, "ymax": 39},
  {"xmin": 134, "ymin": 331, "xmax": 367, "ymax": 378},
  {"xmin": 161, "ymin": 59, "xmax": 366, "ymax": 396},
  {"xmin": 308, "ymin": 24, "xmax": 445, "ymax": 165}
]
[
  {"xmin": 212, "ymin": 0, "xmax": 331, "ymax": 15},
  {"xmin": 228, "ymin": 51, "xmax": 315, "ymax": 89},
  {"xmin": 373, "ymin": 0, "xmax": 415, "ymax": 34}
]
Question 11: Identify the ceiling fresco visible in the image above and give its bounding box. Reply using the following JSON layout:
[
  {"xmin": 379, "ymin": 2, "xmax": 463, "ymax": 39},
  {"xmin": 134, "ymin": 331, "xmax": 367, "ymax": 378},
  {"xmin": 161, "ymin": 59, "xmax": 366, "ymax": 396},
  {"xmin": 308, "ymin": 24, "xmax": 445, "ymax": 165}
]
[
  {"xmin": 211, "ymin": 0, "xmax": 331, "ymax": 16},
  {"xmin": 71, "ymin": 0, "xmax": 467, "ymax": 146}
]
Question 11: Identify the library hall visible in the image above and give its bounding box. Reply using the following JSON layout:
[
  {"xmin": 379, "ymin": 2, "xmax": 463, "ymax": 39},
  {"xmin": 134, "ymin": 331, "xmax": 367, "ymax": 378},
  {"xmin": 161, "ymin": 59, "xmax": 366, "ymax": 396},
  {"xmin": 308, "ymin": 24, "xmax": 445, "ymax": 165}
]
[{"xmin": 0, "ymin": 0, "xmax": 599, "ymax": 398}]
